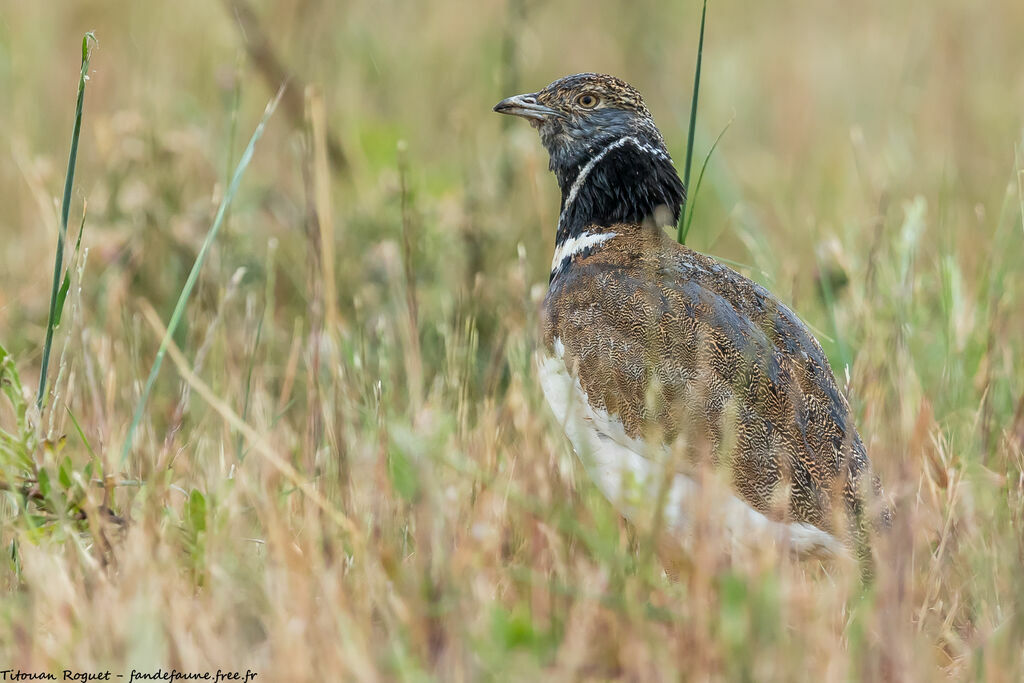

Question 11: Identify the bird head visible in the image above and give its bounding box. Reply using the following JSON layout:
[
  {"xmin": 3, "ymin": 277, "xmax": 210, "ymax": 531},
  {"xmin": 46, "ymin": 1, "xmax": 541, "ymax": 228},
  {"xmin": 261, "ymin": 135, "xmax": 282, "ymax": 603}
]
[
  {"xmin": 494, "ymin": 73, "xmax": 668, "ymax": 174},
  {"xmin": 495, "ymin": 73, "xmax": 684, "ymax": 234}
]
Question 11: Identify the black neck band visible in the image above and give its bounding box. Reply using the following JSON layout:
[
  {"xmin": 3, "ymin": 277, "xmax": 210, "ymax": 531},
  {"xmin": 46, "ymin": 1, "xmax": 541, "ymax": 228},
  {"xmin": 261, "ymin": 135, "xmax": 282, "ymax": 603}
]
[{"xmin": 554, "ymin": 137, "xmax": 686, "ymax": 245}]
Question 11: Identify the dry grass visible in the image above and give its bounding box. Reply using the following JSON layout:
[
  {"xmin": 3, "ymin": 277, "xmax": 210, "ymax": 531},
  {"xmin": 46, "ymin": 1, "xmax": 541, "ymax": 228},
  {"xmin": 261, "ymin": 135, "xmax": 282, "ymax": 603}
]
[{"xmin": 1, "ymin": 0, "xmax": 1024, "ymax": 679}]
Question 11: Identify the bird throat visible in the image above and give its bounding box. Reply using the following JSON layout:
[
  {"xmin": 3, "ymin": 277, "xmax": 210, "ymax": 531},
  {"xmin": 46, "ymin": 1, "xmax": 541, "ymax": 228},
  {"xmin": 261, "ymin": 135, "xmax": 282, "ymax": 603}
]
[{"xmin": 553, "ymin": 136, "xmax": 686, "ymax": 249}]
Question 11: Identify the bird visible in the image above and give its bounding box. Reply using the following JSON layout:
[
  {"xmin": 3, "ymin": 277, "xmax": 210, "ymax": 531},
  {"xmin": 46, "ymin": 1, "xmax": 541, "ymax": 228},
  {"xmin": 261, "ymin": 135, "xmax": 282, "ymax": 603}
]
[{"xmin": 494, "ymin": 73, "xmax": 890, "ymax": 569}]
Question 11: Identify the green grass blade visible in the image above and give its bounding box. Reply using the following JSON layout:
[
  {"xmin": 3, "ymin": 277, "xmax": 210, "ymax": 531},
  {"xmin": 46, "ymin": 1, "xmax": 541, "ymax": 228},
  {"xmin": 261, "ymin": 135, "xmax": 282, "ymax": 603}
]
[
  {"xmin": 53, "ymin": 209, "xmax": 89, "ymax": 330},
  {"xmin": 120, "ymin": 88, "xmax": 284, "ymax": 464},
  {"xmin": 66, "ymin": 407, "xmax": 98, "ymax": 463},
  {"xmin": 681, "ymin": 117, "xmax": 732, "ymax": 244},
  {"xmin": 37, "ymin": 33, "xmax": 96, "ymax": 409},
  {"xmin": 54, "ymin": 212, "xmax": 85, "ymax": 326},
  {"xmin": 1016, "ymin": 142, "xmax": 1023, "ymax": 236},
  {"xmin": 677, "ymin": 0, "xmax": 708, "ymax": 244}
]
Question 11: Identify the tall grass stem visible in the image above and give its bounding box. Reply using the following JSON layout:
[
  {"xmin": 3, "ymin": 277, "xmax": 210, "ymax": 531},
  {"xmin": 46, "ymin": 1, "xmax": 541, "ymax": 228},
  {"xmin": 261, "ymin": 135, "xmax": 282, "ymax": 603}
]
[
  {"xmin": 37, "ymin": 33, "xmax": 96, "ymax": 408},
  {"xmin": 677, "ymin": 0, "xmax": 708, "ymax": 244},
  {"xmin": 681, "ymin": 117, "xmax": 731, "ymax": 244}
]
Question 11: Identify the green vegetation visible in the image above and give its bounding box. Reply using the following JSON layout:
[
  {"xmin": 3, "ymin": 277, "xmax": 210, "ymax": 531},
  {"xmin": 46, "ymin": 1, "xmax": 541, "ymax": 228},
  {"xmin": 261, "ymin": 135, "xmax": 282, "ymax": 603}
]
[
  {"xmin": 678, "ymin": 0, "xmax": 707, "ymax": 245},
  {"xmin": 1, "ymin": 1, "xmax": 1023, "ymax": 679},
  {"xmin": 36, "ymin": 33, "xmax": 95, "ymax": 409}
]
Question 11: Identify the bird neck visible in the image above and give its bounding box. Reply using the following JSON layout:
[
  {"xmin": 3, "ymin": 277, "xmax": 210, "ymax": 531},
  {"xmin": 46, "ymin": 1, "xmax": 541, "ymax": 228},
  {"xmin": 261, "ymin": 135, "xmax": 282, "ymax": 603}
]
[{"xmin": 553, "ymin": 135, "xmax": 686, "ymax": 246}]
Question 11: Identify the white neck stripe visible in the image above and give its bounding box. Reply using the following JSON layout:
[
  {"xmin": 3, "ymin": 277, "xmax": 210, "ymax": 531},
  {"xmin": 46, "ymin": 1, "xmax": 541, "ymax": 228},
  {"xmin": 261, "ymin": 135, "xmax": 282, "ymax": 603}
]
[{"xmin": 550, "ymin": 231, "xmax": 618, "ymax": 272}]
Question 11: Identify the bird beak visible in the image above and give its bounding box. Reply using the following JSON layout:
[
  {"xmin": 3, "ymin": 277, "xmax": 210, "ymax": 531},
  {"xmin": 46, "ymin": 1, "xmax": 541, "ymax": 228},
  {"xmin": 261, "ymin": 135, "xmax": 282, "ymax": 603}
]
[{"xmin": 493, "ymin": 93, "xmax": 560, "ymax": 122}]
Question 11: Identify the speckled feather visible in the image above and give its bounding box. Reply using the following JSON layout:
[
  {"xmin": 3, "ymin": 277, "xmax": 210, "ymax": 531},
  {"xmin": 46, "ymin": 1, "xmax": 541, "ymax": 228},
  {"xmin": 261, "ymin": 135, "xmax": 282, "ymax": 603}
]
[{"xmin": 542, "ymin": 222, "xmax": 887, "ymax": 543}]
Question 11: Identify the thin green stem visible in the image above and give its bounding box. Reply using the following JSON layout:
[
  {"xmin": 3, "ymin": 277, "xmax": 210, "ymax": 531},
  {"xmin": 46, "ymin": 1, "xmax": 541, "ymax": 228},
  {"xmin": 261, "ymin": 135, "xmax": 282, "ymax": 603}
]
[
  {"xmin": 1015, "ymin": 142, "xmax": 1023, "ymax": 237},
  {"xmin": 681, "ymin": 116, "xmax": 731, "ymax": 244},
  {"xmin": 677, "ymin": 0, "xmax": 708, "ymax": 244},
  {"xmin": 38, "ymin": 33, "xmax": 95, "ymax": 408}
]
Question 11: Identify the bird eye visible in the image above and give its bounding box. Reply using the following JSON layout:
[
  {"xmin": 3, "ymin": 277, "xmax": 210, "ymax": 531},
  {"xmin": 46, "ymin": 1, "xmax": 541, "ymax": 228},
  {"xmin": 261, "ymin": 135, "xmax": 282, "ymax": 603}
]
[{"xmin": 576, "ymin": 93, "xmax": 599, "ymax": 108}]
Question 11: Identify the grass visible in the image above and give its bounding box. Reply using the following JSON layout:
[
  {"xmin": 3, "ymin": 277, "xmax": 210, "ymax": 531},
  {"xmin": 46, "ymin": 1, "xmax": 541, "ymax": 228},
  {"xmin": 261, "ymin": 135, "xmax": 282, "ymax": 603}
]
[
  {"xmin": 1, "ymin": 0, "xmax": 1023, "ymax": 680},
  {"xmin": 36, "ymin": 33, "xmax": 95, "ymax": 410},
  {"xmin": 678, "ymin": 0, "xmax": 708, "ymax": 245},
  {"xmin": 120, "ymin": 86, "xmax": 282, "ymax": 464}
]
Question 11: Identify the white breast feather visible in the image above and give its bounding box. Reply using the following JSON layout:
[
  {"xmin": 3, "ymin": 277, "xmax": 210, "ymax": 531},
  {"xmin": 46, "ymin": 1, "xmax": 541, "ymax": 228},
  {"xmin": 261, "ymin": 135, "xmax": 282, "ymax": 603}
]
[{"xmin": 537, "ymin": 338, "xmax": 845, "ymax": 559}]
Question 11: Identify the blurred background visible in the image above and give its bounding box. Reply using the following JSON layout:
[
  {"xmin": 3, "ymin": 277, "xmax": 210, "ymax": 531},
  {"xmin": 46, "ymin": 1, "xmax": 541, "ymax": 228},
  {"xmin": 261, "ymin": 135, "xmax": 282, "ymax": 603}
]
[{"xmin": 1, "ymin": 0, "xmax": 1023, "ymax": 679}]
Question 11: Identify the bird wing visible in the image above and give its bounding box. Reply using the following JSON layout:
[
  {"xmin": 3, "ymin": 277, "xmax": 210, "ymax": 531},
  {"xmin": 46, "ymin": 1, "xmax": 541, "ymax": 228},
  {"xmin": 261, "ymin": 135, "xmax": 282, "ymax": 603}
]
[{"xmin": 541, "ymin": 223, "xmax": 877, "ymax": 534}]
